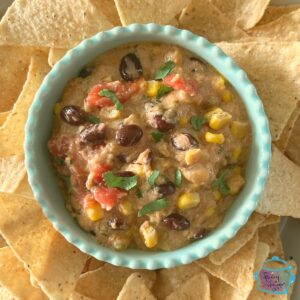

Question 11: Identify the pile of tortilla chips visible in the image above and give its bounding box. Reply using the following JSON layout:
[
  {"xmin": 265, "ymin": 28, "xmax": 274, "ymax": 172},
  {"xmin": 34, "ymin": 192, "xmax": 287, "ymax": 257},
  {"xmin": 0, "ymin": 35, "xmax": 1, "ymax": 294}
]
[{"xmin": 0, "ymin": 0, "xmax": 299, "ymax": 299}]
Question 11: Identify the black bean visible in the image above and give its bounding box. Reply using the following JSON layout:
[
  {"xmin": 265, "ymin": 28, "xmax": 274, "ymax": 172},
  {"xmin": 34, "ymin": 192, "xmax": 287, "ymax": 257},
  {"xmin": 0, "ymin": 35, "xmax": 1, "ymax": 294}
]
[
  {"xmin": 79, "ymin": 123, "xmax": 106, "ymax": 144},
  {"xmin": 119, "ymin": 53, "xmax": 143, "ymax": 81},
  {"xmin": 162, "ymin": 213, "xmax": 190, "ymax": 231},
  {"xmin": 157, "ymin": 182, "xmax": 176, "ymax": 197},
  {"xmin": 153, "ymin": 115, "xmax": 175, "ymax": 132},
  {"xmin": 60, "ymin": 105, "xmax": 86, "ymax": 126},
  {"xmin": 115, "ymin": 171, "xmax": 135, "ymax": 177},
  {"xmin": 171, "ymin": 133, "xmax": 198, "ymax": 151},
  {"xmin": 116, "ymin": 124, "xmax": 143, "ymax": 146},
  {"xmin": 107, "ymin": 217, "xmax": 124, "ymax": 230},
  {"xmin": 78, "ymin": 66, "xmax": 93, "ymax": 78}
]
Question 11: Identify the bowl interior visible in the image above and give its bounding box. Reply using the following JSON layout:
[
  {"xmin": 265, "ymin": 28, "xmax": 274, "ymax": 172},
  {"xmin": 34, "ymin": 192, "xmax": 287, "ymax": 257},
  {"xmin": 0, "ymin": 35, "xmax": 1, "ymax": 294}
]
[{"xmin": 25, "ymin": 24, "xmax": 271, "ymax": 269}]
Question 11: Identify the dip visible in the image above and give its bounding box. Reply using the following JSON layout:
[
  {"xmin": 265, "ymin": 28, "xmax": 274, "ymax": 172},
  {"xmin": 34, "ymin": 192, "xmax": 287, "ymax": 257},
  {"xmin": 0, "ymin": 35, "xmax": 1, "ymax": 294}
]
[{"xmin": 48, "ymin": 43, "xmax": 251, "ymax": 251}]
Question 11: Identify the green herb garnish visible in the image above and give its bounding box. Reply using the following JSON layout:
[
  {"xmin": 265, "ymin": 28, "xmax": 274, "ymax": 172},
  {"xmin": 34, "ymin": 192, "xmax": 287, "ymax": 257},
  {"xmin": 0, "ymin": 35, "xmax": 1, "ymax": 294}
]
[
  {"xmin": 175, "ymin": 169, "xmax": 182, "ymax": 187},
  {"xmin": 154, "ymin": 60, "xmax": 176, "ymax": 80},
  {"xmin": 99, "ymin": 89, "xmax": 123, "ymax": 110},
  {"xmin": 103, "ymin": 171, "xmax": 137, "ymax": 191},
  {"xmin": 85, "ymin": 114, "xmax": 101, "ymax": 124},
  {"xmin": 211, "ymin": 168, "xmax": 232, "ymax": 196},
  {"xmin": 136, "ymin": 188, "xmax": 142, "ymax": 198},
  {"xmin": 151, "ymin": 131, "xmax": 164, "ymax": 142},
  {"xmin": 138, "ymin": 198, "xmax": 168, "ymax": 217},
  {"xmin": 157, "ymin": 85, "xmax": 174, "ymax": 100},
  {"xmin": 190, "ymin": 115, "xmax": 206, "ymax": 131},
  {"xmin": 148, "ymin": 170, "xmax": 160, "ymax": 187}
]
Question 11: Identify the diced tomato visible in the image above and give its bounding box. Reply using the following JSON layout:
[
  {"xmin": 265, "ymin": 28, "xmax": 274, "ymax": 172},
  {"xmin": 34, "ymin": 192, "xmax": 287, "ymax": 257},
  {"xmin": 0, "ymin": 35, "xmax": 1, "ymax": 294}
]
[
  {"xmin": 163, "ymin": 74, "xmax": 197, "ymax": 96},
  {"xmin": 92, "ymin": 187, "xmax": 127, "ymax": 211},
  {"xmin": 85, "ymin": 80, "xmax": 140, "ymax": 109},
  {"xmin": 91, "ymin": 164, "xmax": 111, "ymax": 184}
]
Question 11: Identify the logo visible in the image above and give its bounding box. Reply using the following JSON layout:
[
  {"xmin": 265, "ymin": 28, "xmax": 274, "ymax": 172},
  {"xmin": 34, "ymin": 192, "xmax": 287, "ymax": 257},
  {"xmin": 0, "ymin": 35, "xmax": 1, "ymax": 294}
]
[{"xmin": 254, "ymin": 256, "xmax": 296, "ymax": 295}]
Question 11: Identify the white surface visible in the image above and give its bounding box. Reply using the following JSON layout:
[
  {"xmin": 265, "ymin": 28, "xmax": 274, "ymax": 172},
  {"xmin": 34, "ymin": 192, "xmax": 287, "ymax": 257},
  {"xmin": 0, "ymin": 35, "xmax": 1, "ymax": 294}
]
[{"xmin": 0, "ymin": 0, "xmax": 299, "ymax": 298}]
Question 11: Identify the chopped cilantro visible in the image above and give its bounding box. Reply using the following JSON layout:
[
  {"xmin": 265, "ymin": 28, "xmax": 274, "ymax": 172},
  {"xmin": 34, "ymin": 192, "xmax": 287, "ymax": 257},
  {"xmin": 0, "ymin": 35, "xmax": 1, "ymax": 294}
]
[
  {"xmin": 211, "ymin": 168, "xmax": 233, "ymax": 196},
  {"xmin": 103, "ymin": 171, "xmax": 137, "ymax": 191},
  {"xmin": 138, "ymin": 198, "xmax": 168, "ymax": 217},
  {"xmin": 99, "ymin": 89, "xmax": 123, "ymax": 110},
  {"xmin": 85, "ymin": 114, "xmax": 101, "ymax": 124},
  {"xmin": 151, "ymin": 131, "xmax": 164, "ymax": 142},
  {"xmin": 157, "ymin": 85, "xmax": 174, "ymax": 100},
  {"xmin": 190, "ymin": 115, "xmax": 206, "ymax": 131},
  {"xmin": 175, "ymin": 169, "xmax": 182, "ymax": 187},
  {"xmin": 148, "ymin": 170, "xmax": 160, "ymax": 187},
  {"xmin": 154, "ymin": 60, "xmax": 176, "ymax": 80}
]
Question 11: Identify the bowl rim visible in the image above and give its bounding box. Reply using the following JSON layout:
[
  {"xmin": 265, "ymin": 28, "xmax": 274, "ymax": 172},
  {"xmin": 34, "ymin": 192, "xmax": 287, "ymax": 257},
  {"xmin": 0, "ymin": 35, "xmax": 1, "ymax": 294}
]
[{"xmin": 25, "ymin": 23, "xmax": 271, "ymax": 270}]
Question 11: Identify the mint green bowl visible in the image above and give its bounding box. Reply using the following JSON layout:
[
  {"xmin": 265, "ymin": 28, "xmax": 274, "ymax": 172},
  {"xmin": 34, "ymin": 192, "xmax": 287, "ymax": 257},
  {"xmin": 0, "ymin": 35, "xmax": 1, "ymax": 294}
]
[{"xmin": 25, "ymin": 24, "xmax": 271, "ymax": 270}]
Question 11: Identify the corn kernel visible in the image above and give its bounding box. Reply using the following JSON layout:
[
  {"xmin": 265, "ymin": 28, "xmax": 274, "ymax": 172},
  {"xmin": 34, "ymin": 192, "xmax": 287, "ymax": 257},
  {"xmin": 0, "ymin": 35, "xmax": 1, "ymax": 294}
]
[
  {"xmin": 213, "ymin": 76, "xmax": 225, "ymax": 90},
  {"xmin": 177, "ymin": 192, "xmax": 200, "ymax": 210},
  {"xmin": 231, "ymin": 145, "xmax": 242, "ymax": 162},
  {"xmin": 204, "ymin": 107, "xmax": 222, "ymax": 120},
  {"xmin": 139, "ymin": 221, "xmax": 158, "ymax": 248},
  {"xmin": 119, "ymin": 199, "xmax": 133, "ymax": 216},
  {"xmin": 100, "ymin": 106, "xmax": 122, "ymax": 119},
  {"xmin": 102, "ymin": 75, "xmax": 112, "ymax": 82},
  {"xmin": 230, "ymin": 121, "xmax": 248, "ymax": 139},
  {"xmin": 185, "ymin": 149, "xmax": 203, "ymax": 165},
  {"xmin": 178, "ymin": 115, "xmax": 188, "ymax": 128},
  {"xmin": 205, "ymin": 132, "xmax": 225, "ymax": 144},
  {"xmin": 222, "ymin": 89, "xmax": 233, "ymax": 103},
  {"xmin": 146, "ymin": 81, "xmax": 160, "ymax": 98},
  {"xmin": 205, "ymin": 207, "xmax": 216, "ymax": 217},
  {"xmin": 54, "ymin": 103, "xmax": 61, "ymax": 117},
  {"xmin": 213, "ymin": 190, "xmax": 222, "ymax": 201},
  {"xmin": 86, "ymin": 204, "xmax": 103, "ymax": 221},
  {"xmin": 227, "ymin": 174, "xmax": 245, "ymax": 195},
  {"xmin": 209, "ymin": 110, "xmax": 232, "ymax": 130}
]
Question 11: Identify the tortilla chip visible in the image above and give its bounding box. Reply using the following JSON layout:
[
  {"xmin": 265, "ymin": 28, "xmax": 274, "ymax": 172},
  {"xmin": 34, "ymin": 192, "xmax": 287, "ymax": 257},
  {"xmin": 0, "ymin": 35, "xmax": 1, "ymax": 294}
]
[
  {"xmin": 0, "ymin": 0, "xmax": 113, "ymax": 49},
  {"xmin": 256, "ymin": 146, "xmax": 300, "ymax": 218},
  {"xmin": 254, "ymin": 242, "xmax": 270, "ymax": 271},
  {"xmin": 217, "ymin": 42, "xmax": 300, "ymax": 141},
  {"xmin": 0, "ymin": 193, "xmax": 88, "ymax": 300},
  {"xmin": 211, "ymin": 0, "xmax": 270, "ymax": 30},
  {"xmin": 75, "ymin": 264, "xmax": 156, "ymax": 300},
  {"xmin": 14, "ymin": 174, "xmax": 34, "ymax": 198},
  {"xmin": 153, "ymin": 262, "xmax": 202, "ymax": 299},
  {"xmin": 258, "ymin": 224, "xmax": 284, "ymax": 257},
  {"xmin": 208, "ymin": 213, "xmax": 265, "ymax": 265},
  {"xmin": 0, "ymin": 50, "xmax": 50, "ymax": 157},
  {"xmin": 82, "ymin": 257, "xmax": 105, "ymax": 273},
  {"xmin": 0, "ymin": 155, "xmax": 26, "ymax": 194},
  {"xmin": 198, "ymin": 234, "xmax": 258, "ymax": 291},
  {"xmin": 114, "ymin": 0, "xmax": 191, "ymax": 26},
  {"xmin": 0, "ymin": 46, "xmax": 33, "ymax": 113},
  {"xmin": 0, "ymin": 111, "xmax": 10, "ymax": 126},
  {"xmin": 0, "ymin": 235, "xmax": 6, "ymax": 248},
  {"xmin": 179, "ymin": 0, "xmax": 248, "ymax": 42},
  {"xmin": 258, "ymin": 5, "xmax": 300, "ymax": 26},
  {"xmin": 0, "ymin": 284, "xmax": 14, "ymax": 300},
  {"xmin": 48, "ymin": 48, "xmax": 68, "ymax": 67},
  {"xmin": 117, "ymin": 272, "xmax": 157, "ymax": 300},
  {"xmin": 0, "ymin": 246, "xmax": 47, "ymax": 299},
  {"xmin": 248, "ymin": 8, "xmax": 300, "ymax": 41},
  {"xmin": 94, "ymin": 0, "xmax": 121, "ymax": 26},
  {"xmin": 70, "ymin": 292, "xmax": 94, "ymax": 300},
  {"xmin": 260, "ymin": 215, "xmax": 280, "ymax": 227},
  {"xmin": 285, "ymin": 109, "xmax": 300, "ymax": 166},
  {"xmin": 166, "ymin": 272, "xmax": 210, "ymax": 300}
]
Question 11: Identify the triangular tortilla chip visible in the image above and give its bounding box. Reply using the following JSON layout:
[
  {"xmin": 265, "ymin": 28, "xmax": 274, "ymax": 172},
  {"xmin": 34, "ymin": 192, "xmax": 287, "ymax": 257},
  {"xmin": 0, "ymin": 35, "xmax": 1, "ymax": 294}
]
[
  {"xmin": 0, "ymin": 246, "xmax": 47, "ymax": 299},
  {"xmin": 0, "ymin": 46, "xmax": 33, "ymax": 112},
  {"xmin": 211, "ymin": 0, "xmax": 270, "ymax": 30},
  {"xmin": 0, "ymin": 111, "xmax": 10, "ymax": 126},
  {"xmin": 0, "ymin": 50, "xmax": 50, "ymax": 157},
  {"xmin": 0, "ymin": 284, "xmax": 14, "ymax": 300},
  {"xmin": 75, "ymin": 264, "xmax": 156, "ymax": 300},
  {"xmin": 48, "ymin": 48, "xmax": 68, "ymax": 67},
  {"xmin": 166, "ymin": 272, "xmax": 210, "ymax": 300},
  {"xmin": 258, "ymin": 224, "xmax": 284, "ymax": 257},
  {"xmin": 95, "ymin": 0, "xmax": 121, "ymax": 26},
  {"xmin": 254, "ymin": 242, "xmax": 270, "ymax": 272},
  {"xmin": 82, "ymin": 257, "xmax": 105, "ymax": 273},
  {"xmin": 70, "ymin": 292, "xmax": 94, "ymax": 300},
  {"xmin": 0, "ymin": 235, "xmax": 6, "ymax": 248},
  {"xmin": 260, "ymin": 215, "xmax": 280, "ymax": 227},
  {"xmin": 217, "ymin": 42, "xmax": 300, "ymax": 140},
  {"xmin": 153, "ymin": 262, "xmax": 202, "ymax": 299},
  {"xmin": 114, "ymin": 0, "xmax": 191, "ymax": 25},
  {"xmin": 256, "ymin": 146, "xmax": 300, "ymax": 218},
  {"xmin": 198, "ymin": 234, "xmax": 258, "ymax": 291},
  {"xmin": 0, "ymin": 193, "xmax": 88, "ymax": 300},
  {"xmin": 0, "ymin": 0, "xmax": 113, "ymax": 48},
  {"xmin": 0, "ymin": 155, "xmax": 26, "ymax": 193},
  {"xmin": 258, "ymin": 5, "xmax": 300, "ymax": 26},
  {"xmin": 208, "ymin": 213, "xmax": 265, "ymax": 265},
  {"xmin": 14, "ymin": 174, "xmax": 34, "ymax": 198},
  {"xmin": 117, "ymin": 272, "xmax": 157, "ymax": 300},
  {"xmin": 179, "ymin": 0, "xmax": 248, "ymax": 42},
  {"xmin": 248, "ymin": 8, "xmax": 300, "ymax": 41}
]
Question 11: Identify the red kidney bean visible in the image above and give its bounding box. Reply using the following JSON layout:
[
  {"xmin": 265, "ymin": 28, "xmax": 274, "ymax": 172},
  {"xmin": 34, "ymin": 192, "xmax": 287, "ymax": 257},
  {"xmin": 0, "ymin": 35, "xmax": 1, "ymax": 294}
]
[
  {"xmin": 60, "ymin": 105, "xmax": 86, "ymax": 125},
  {"xmin": 157, "ymin": 182, "xmax": 176, "ymax": 197},
  {"xmin": 162, "ymin": 213, "xmax": 190, "ymax": 231},
  {"xmin": 153, "ymin": 115, "xmax": 175, "ymax": 132},
  {"xmin": 115, "ymin": 124, "xmax": 143, "ymax": 146},
  {"xmin": 79, "ymin": 123, "xmax": 106, "ymax": 144}
]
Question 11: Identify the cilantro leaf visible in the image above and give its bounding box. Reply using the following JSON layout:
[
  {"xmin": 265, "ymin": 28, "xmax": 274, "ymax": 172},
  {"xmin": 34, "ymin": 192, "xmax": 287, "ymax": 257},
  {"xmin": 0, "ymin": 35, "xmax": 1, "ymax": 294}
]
[
  {"xmin": 148, "ymin": 170, "xmax": 160, "ymax": 186},
  {"xmin": 99, "ymin": 89, "xmax": 123, "ymax": 110},
  {"xmin": 85, "ymin": 114, "xmax": 101, "ymax": 124},
  {"xmin": 154, "ymin": 61, "xmax": 176, "ymax": 80},
  {"xmin": 190, "ymin": 115, "xmax": 206, "ymax": 131},
  {"xmin": 103, "ymin": 171, "xmax": 137, "ymax": 191},
  {"xmin": 157, "ymin": 85, "xmax": 174, "ymax": 100},
  {"xmin": 211, "ymin": 168, "xmax": 231, "ymax": 196},
  {"xmin": 175, "ymin": 169, "xmax": 182, "ymax": 187},
  {"xmin": 151, "ymin": 131, "xmax": 164, "ymax": 142},
  {"xmin": 138, "ymin": 198, "xmax": 168, "ymax": 217}
]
